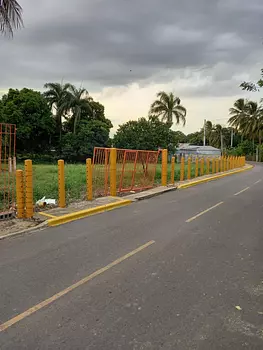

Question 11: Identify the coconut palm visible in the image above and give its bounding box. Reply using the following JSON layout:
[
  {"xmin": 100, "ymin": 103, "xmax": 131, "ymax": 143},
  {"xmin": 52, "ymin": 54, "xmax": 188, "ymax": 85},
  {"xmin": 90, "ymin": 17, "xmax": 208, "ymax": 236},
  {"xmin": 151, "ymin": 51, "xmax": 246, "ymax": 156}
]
[
  {"xmin": 210, "ymin": 124, "xmax": 223, "ymax": 149},
  {"xmin": 149, "ymin": 91, "xmax": 186, "ymax": 128},
  {"xmin": 242, "ymin": 101, "xmax": 263, "ymax": 144},
  {"xmin": 67, "ymin": 85, "xmax": 93, "ymax": 134},
  {"xmin": 0, "ymin": 0, "xmax": 23, "ymax": 37},
  {"xmin": 228, "ymin": 98, "xmax": 247, "ymax": 132},
  {"xmin": 43, "ymin": 82, "xmax": 72, "ymax": 140},
  {"xmin": 205, "ymin": 120, "xmax": 213, "ymax": 145}
]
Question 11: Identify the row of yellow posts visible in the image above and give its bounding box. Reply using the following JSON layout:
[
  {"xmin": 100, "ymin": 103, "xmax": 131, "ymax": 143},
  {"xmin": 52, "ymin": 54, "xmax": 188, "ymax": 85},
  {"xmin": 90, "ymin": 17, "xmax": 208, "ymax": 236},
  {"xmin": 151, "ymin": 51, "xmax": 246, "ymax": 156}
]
[
  {"xmin": 15, "ymin": 148, "xmax": 118, "ymax": 218},
  {"xmin": 161, "ymin": 150, "xmax": 245, "ymax": 186},
  {"xmin": 15, "ymin": 150, "xmax": 245, "ymax": 218}
]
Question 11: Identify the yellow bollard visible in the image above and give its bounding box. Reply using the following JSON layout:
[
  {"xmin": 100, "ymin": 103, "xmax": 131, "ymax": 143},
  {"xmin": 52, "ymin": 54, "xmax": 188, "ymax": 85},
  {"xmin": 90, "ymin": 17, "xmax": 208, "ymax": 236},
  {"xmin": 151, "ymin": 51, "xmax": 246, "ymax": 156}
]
[
  {"xmin": 187, "ymin": 157, "xmax": 191, "ymax": 180},
  {"xmin": 171, "ymin": 156, "xmax": 175, "ymax": 184},
  {"xmin": 161, "ymin": 149, "xmax": 168, "ymax": 186},
  {"xmin": 200, "ymin": 158, "xmax": 204, "ymax": 176},
  {"xmin": 224, "ymin": 157, "xmax": 227, "ymax": 171},
  {"xmin": 212, "ymin": 158, "xmax": 215, "ymax": 173},
  {"xmin": 86, "ymin": 158, "xmax": 93, "ymax": 201},
  {"xmin": 16, "ymin": 169, "xmax": 24, "ymax": 219},
  {"xmin": 110, "ymin": 148, "xmax": 117, "ymax": 196},
  {"xmin": 180, "ymin": 156, "xmax": 185, "ymax": 181},
  {"xmin": 216, "ymin": 159, "xmax": 219, "ymax": 173},
  {"xmin": 195, "ymin": 157, "xmax": 199, "ymax": 178},
  {"xmin": 25, "ymin": 159, "xmax": 33, "ymax": 218},
  {"xmin": 206, "ymin": 158, "xmax": 210, "ymax": 175},
  {"xmin": 58, "ymin": 160, "xmax": 66, "ymax": 208},
  {"xmin": 221, "ymin": 156, "xmax": 224, "ymax": 171},
  {"xmin": 230, "ymin": 156, "xmax": 233, "ymax": 169}
]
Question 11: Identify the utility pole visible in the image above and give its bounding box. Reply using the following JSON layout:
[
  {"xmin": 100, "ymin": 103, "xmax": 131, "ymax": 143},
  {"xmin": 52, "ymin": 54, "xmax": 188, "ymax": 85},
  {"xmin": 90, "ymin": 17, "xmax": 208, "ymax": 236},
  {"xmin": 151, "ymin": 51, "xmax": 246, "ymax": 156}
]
[
  {"xmin": 203, "ymin": 119, "xmax": 206, "ymax": 146},
  {"xmin": 230, "ymin": 129, "xmax": 234, "ymax": 148}
]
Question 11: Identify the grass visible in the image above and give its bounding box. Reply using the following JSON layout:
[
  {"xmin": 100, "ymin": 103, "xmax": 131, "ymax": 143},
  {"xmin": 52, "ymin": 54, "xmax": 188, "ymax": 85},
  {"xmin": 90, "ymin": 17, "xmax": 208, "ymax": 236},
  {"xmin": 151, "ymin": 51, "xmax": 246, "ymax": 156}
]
[{"xmin": 0, "ymin": 161, "xmax": 213, "ymax": 209}]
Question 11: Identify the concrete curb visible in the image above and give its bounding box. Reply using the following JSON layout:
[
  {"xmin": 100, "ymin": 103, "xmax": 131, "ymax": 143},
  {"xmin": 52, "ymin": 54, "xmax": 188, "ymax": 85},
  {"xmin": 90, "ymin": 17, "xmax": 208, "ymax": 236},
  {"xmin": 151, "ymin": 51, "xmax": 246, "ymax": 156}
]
[
  {"xmin": 178, "ymin": 165, "xmax": 253, "ymax": 189},
  {"xmin": 130, "ymin": 186, "xmax": 178, "ymax": 201},
  {"xmin": 47, "ymin": 199, "xmax": 132, "ymax": 227},
  {"xmin": 0, "ymin": 221, "xmax": 48, "ymax": 241}
]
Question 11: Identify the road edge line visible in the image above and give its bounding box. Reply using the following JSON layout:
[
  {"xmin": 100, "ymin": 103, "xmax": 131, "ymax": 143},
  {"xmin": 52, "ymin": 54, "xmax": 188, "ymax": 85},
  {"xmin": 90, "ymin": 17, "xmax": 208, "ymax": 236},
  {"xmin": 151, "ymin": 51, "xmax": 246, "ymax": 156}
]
[
  {"xmin": 47, "ymin": 199, "xmax": 132, "ymax": 227},
  {"xmin": 178, "ymin": 165, "xmax": 253, "ymax": 189}
]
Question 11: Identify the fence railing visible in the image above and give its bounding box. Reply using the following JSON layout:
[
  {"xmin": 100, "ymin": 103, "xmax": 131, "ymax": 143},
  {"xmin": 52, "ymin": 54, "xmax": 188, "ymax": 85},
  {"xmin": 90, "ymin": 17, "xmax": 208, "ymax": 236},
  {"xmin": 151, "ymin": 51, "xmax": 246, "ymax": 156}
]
[{"xmin": 4, "ymin": 149, "xmax": 246, "ymax": 219}]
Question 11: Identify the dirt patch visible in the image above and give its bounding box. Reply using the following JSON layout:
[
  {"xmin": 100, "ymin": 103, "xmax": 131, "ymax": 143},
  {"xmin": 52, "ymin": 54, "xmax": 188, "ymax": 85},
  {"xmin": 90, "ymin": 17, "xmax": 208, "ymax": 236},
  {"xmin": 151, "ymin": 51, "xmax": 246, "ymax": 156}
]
[{"xmin": 0, "ymin": 218, "xmax": 42, "ymax": 237}]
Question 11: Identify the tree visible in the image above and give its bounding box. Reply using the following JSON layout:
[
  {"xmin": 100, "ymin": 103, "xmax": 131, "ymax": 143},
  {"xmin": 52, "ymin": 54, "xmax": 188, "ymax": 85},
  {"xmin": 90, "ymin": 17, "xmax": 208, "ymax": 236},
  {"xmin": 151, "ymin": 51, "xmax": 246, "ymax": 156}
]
[
  {"xmin": 0, "ymin": 88, "xmax": 55, "ymax": 153},
  {"xmin": 113, "ymin": 116, "xmax": 177, "ymax": 151},
  {"xmin": 149, "ymin": 91, "xmax": 187, "ymax": 128},
  {"xmin": 185, "ymin": 131, "xmax": 203, "ymax": 145},
  {"xmin": 228, "ymin": 99, "xmax": 263, "ymax": 144},
  {"xmin": 67, "ymin": 85, "xmax": 92, "ymax": 134},
  {"xmin": 210, "ymin": 124, "xmax": 223, "ymax": 149},
  {"xmin": 228, "ymin": 98, "xmax": 247, "ymax": 131},
  {"xmin": 60, "ymin": 119, "xmax": 112, "ymax": 161},
  {"xmin": 0, "ymin": 0, "xmax": 23, "ymax": 37},
  {"xmin": 43, "ymin": 82, "xmax": 72, "ymax": 141},
  {"xmin": 205, "ymin": 120, "xmax": 213, "ymax": 145}
]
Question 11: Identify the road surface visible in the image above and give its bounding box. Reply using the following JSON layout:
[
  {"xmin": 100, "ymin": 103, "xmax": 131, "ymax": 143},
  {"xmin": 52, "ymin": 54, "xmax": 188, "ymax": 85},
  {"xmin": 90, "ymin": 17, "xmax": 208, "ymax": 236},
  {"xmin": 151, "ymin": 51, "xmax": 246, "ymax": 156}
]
[{"xmin": 1, "ymin": 164, "xmax": 263, "ymax": 349}]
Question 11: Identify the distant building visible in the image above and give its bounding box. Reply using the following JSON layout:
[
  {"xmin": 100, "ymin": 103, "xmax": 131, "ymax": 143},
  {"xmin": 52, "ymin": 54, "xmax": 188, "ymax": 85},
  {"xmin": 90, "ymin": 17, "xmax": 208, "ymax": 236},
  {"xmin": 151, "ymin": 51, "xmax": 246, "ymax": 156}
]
[{"xmin": 175, "ymin": 144, "xmax": 221, "ymax": 161}]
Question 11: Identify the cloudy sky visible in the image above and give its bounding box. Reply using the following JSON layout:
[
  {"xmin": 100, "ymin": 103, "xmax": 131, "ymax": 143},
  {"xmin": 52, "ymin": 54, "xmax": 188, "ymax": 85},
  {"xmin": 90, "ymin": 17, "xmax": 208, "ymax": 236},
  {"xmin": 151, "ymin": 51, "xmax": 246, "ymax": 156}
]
[{"xmin": 1, "ymin": 0, "xmax": 263, "ymax": 134}]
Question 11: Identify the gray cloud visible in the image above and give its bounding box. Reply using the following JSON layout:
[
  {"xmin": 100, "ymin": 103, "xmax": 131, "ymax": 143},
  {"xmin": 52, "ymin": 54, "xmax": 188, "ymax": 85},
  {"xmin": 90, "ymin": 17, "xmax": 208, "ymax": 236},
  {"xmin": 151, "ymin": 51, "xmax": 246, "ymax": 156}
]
[{"xmin": 0, "ymin": 0, "xmax": 263, "ymax": 95}]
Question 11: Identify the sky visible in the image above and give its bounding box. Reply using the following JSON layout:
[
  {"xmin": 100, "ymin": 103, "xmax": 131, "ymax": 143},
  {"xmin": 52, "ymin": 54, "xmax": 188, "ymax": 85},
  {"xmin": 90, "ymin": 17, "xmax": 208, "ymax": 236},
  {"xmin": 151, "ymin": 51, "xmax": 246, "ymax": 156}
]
[{"xmin": 1, "ymin": 0, "xmax": 263, "ymax": 135}]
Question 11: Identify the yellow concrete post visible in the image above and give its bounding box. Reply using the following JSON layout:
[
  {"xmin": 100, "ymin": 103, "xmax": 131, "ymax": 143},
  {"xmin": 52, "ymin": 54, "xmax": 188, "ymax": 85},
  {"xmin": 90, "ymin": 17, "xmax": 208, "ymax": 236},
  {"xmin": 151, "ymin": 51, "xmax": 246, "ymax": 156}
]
[
  {"xmin": 16, "ymin": 169, "xmax": 24, "ymax": 219},
  {"xmin": 180, "ymin": 156, "xmax": 185, "ymax": 181},
  {"xmin": 86, "ymin": 158, "xmax": 93, "ymax": 201},
  {"xmin": 25, "ymin": 160, "xmax": 33, "ymax": 218},
  {"xmin": 187, "ymin": 157, "xmax": 191, "ymax": 180},
  {"xmin": 206, "ymin": 158, "xmax": 210, "ymax": 175},
  {"xmin": 161, "ymin": 149, "xmax": 168, "ymax": 186},
  {"xmin": 110, "ymin": 148, "xmax": 117, "ymax": 196},
  {"xmin": 58, "ymin": 160, "xmax": 66, "ymax": 208},
  {"xmin": 200, "ymin": 158, "xmax": 204, "ymax": 176},
  {"xmin": 221, "ymin": 157, "xmax": 224, "ymax": 172},
  {"xmin": 216, "ymin": 159, "xmax": 219, "ymax": 173},
  {"xmin": 230, "ymin": 156, "xmax": 233, "ymax": 169},
  {"xmin": 195, "ymin": 157, "xmax": 199, "ymax": 178},
  {"xmin": 170, "ymin": 156, "xmax": 175, "ymax": 184},
  {"xmin": 243, "ymin": 156, "xmax": 245, "ymax": 166},
  {"xmin": 212, "ymin": 158, "xmax": 215, "ymax": 173},
  {"xmin": 224, "ymin": 157, "xmax": 227, "ymax": 171}
]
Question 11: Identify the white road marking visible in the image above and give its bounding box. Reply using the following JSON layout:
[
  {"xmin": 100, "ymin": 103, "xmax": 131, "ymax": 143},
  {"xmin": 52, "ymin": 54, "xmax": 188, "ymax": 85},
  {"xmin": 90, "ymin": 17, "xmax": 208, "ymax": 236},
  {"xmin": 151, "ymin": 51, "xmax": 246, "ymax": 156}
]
[
  {"xmin": 234, "ymin": 187, "xmax": 250, "ymax": 196},
  {"xmin": 186, "ymin": 202, "xmax": 224, "ymax": 223},
  {"xmin": 254, "ymin": 179, "xmax": 262, "ymax": 184}
]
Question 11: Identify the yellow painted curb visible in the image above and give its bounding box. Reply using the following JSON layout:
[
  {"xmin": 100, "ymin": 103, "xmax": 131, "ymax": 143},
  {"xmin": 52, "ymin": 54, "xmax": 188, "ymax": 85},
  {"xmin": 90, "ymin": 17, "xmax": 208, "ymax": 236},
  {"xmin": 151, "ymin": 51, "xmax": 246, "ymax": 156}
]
[
  {"xmin": 178, "ymin": 165, "xmax": 253, "ymax": 190},
  {"xmin": 48, "ymin": 199, "xmax": 132, "ymax": 227}
]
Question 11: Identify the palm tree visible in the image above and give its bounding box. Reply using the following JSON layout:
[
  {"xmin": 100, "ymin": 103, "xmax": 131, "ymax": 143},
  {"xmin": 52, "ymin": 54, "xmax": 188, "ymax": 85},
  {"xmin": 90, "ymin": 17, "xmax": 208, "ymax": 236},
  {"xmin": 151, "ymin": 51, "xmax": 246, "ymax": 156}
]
[
  {"xmin": 242, "ymin": 101, "xmax": 263, "ymax": 144},
  {"xmin": 228, "ymin": 99, "xmax": 263, "ymax": 144},
  {"xmin": 149, "ymin": 91, "xmax": 186, "ymax": 128},
  {"xmin": 210, "ymin": 124, "xmax": 223, "ymax": 149},
  {"xmin": 43, "ymin": 82, "xmax": 72, "ymax": 141},
  {"xmin": 0, "ymin": 0, "xmax": 23, "ymax": 37},
  {"xmin": 67, "ymin": 85, "xmax": 92, "ymax": 134},
  {"xmin": 205, "ymin": 120, "xmax": 213, "ymax": 145}
]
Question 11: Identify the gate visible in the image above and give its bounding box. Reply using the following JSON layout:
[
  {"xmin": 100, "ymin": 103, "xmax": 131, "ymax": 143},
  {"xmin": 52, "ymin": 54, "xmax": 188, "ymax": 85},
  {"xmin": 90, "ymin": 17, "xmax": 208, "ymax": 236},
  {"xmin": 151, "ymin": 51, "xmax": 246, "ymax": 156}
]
[
  {"xmin": 93, "ymin": 147, "xmax": 159, "ymax": 197},
  {"xmin": 0, "ymin": 123, "xmax": 16, "ymax": 214}
]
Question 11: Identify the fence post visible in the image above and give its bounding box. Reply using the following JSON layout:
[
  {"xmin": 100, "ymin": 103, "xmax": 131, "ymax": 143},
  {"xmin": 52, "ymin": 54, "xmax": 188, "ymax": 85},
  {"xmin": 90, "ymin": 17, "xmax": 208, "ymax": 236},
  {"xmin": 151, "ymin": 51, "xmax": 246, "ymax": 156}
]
[
  {"xmin": 216, "ymin": 159, "xmax": 219, "ymax": 173},
  {"xmin": 161, "ymin": 149, "xmax": 168, "ymax": 186},
  {"xmin": 200, "ymin": 158, "xmax": 204, "ymax": 176},
  {"xmin": 86, "ymin": 158, "xmax": 93, "ymax": 201},
  {"xmin": 16, "ymin": 170, "xmax": 24, "ymax": 219},
  {"xmin": 171, "ymin": 156, "xmax": 175, "ymax": 184},
  {"xmin": 110, "ymin": 148, "xmax": 117, "ymax": 196},
  {"xmin": 195, "ymin": 157, "xmax": 199, "ymax": 178},
  {"xmin": 223, "ymin": 157, "xmax": 226, "ymax": 171},
  {"xmin": 180, "ymin": 157, "xmax": 185, "ymax": 181},
  {"xmin": 187, "ymin": 157, "xmax": 191, "ymax": 180},
  {"xmin": 25, "ymin": 159, "xmax": 33, "ymax": 218},
  {"xmin": 206, "ymin": 158, "xmax": 210, "ymax": 175},
  {"xmin": 220, "ymin": 157, "xmax": 223, "ymax": 172},
  {"xmin": 58, "ymin": 160, "xmax": 66, "ymax": 208},
  {"xmin": 212, "ymin": 158, "xmax": 215, "ymax": 173}
]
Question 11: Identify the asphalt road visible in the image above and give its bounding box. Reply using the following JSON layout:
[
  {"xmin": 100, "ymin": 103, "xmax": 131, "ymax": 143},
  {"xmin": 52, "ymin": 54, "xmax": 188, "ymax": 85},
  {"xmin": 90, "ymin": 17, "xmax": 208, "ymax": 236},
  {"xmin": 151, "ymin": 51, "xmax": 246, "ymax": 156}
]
[{"xmin": 1, "ymin": 164, "xmax": 263, "ymax": 349}]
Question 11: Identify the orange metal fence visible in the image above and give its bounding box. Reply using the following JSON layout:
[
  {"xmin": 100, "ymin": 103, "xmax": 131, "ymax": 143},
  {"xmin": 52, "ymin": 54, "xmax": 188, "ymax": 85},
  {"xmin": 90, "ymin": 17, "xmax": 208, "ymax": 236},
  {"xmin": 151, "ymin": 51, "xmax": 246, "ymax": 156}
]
[
  {"xmin": 93, "ymin": 147, "xmax": 159, "ymax": 196},
  {"xmin": 0, "ymin": 123, "xmax": 16, "ymax": 214}
]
